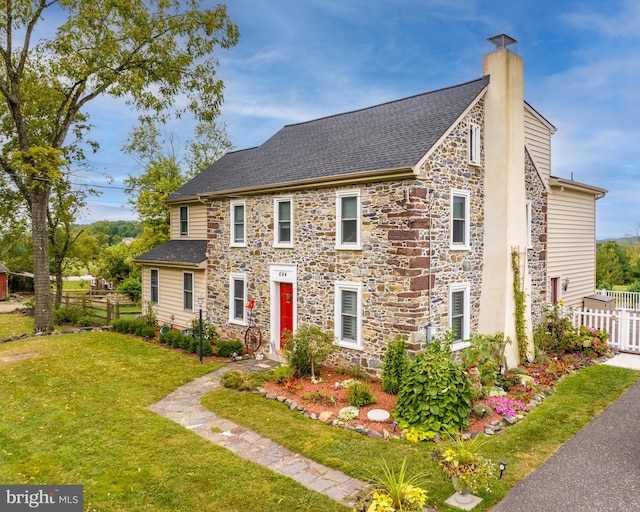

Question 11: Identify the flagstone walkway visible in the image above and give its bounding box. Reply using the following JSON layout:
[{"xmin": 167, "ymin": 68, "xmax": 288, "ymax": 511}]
[{"xmin": 148, "ymin": 359, "xmax": 367, "ymax": 506}]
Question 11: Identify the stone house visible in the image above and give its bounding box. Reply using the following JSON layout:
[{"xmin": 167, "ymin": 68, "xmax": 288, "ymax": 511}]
[{"xmin": 136, "ymin": 35, "xmax": 606, "ymax": 373}]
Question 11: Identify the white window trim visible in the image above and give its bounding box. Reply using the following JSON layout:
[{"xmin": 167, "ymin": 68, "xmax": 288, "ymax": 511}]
[
  {"xmin": 336, "ymin": 190, "xmax": 361, "ymax": 250},
  {"xmin": 230, "ymin": 200, "xmax": 247, "ymax": 247},
  {"xmin": 229, "ymin": 273, "xmax": 247, "ymax": 326},
  {"xmin": 273, "ymin": 196, "xmax": 294, "ymax": 248},
  {"xmin": 183, "ymin": 271, "xmax": 194, "ymax": 311},
  {"xmin": 179, "ymin": 205, "xmax": 189, "ymax": 237},
  {"xmin": 450, "ymin": 282, "xmax": 471, "ymax": 351},
  {"xmin": 450, "ymin": 189, "xmax": 470, "ymax": 251},
  {"xmin": 334, "ymin": 281, "xmax": 362, "ymax": 350},
  {"xmin": 150, "ymin": 268, "xmax": 159, "ymax": 304},
  {"xmin": 469, "ymin": 122, "xmax": 481, "ymax": 166},
  {"xmin": 526, "ymin": 200, "xmax": 532, "ymax": 249}
]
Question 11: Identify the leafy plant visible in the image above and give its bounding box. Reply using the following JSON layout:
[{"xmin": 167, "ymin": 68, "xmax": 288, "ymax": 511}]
[
  {"xmin": 282, "ymin": 377, "xmax": 303, "ymax": 393},
  {"xmin": 436, "ymin": 435, "xmax": 496, "ymax": 494},
  {"xmin": 534, "ymin": 302, "xmax": 579, "ymax": 354},
  {"xmin": 394, "ymin": 348, "xmax": 471, "ymax": 438},
  {"xmin": 191, "ymin": 317, "xmax": 220, "ymax": 343},
  {"xmin": 141, "ymin": 301, "xmax": 158, "ymax": 328},
  {"xmin": 381, "ymin": 335, "xmax": 410, "ymax": 395},
  {"xmin": 53, "ymin": 305, "xmax": 83, "ymax": 324},
  {"xmin": 272, "ymin": 365, "xmax": 292, "ymax": 383},
  {"xmin": 461, "ymin": 332, "xmax": 509, "ymax": 386},
  {"xmin": 282, "ymin": 324, "xmax": 336, "ymax": 379},
  {"xmin": 337, "ymin": 406, "xmax": 360, "ymax": 421},
  {"xmin": 512, "ymin": 249, "xmax": 529, "ymax": 361},
  {"xmin": 346, "ymin": 381, "xmax": 377, "ymax": 407},
  {"xmin": 116, "ymin": 277, "xmax": 142, "ymax": 302},
  {"xmin": 355, "ymin": 457, "xmax": 428, "ymax": 512}
]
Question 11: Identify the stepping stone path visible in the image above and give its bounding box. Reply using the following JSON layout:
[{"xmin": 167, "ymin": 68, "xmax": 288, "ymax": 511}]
[{"xmin": 148, "ymin": 359, "xmax": 367, "ymax": 506}]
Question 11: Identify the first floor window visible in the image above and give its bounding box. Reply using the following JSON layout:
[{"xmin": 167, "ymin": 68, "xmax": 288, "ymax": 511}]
[
  {"xmin": 150, "ymin": 269, "xmax": 159, "ymax": 304},
  {"xmin": 334, "ymin": 282, "xmax": 362, "ymax": 349},
  {"xmin": 183, "ymin": 272, "xmax": 193, "ymax": 311},
  {"xmin": 229, "ymin": 274, "xmax": 247, "ymax": 324},
  {"xmin": 449, "ymin": 283, "xmax": 470, "ymax": 346}
]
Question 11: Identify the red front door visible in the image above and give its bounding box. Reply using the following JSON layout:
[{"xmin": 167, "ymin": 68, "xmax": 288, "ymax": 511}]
[{"xmin": 279, "ymin": 283, "xmax": 294, "ymax": 347}]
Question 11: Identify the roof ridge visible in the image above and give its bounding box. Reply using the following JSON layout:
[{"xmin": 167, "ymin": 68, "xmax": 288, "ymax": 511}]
[{"xmin": 281, "ymin": 76, "xmax": 489, "ymax": 129}]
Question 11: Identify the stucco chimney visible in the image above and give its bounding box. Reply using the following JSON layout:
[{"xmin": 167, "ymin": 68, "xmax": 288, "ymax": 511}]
[{"xmin": 478, "ymin": 35, "xmax": 532, "ymax": 367}]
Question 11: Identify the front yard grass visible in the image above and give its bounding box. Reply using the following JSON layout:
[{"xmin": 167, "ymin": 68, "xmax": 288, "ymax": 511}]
[
  {"xmin": 0, "ymin": 332, "xmax": 349, "ymax": 512},
  {"xmin": 202, "ymin": 363, "xmax": 640, "ymax": 510}
]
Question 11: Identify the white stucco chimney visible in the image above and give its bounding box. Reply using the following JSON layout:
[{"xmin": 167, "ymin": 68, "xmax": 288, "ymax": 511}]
[{"xmin": 478, "ymin": 35, "xmax": 532, "ymax": 367}]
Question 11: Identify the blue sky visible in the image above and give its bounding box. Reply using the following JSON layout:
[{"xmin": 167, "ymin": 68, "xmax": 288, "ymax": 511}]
[{"xmin": 78, "ymin": 0, "xmax": 640, "ymax": 240}]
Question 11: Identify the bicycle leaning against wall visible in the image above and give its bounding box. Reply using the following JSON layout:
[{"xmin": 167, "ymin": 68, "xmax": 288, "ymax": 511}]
[{"xmin": 244, "ymin": 297, "xmax": 263, "ymax": 353}]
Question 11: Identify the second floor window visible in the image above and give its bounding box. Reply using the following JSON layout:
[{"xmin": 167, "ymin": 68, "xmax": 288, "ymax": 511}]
[
  {"xmin": 336, "ymin": 191, "xmax": 361, "ymax": 249},
  {"xmin": 179, "ymin": 205, "xmax": 189, "ymax": 236},
  {"xmin": 230, "ymin": 201, "xmax": 246, "ymax": 247},
  {"xmin": 469, "ymin": 123, "xmax": 481, "ymax": 165},
  {"xmin": 451, "ymin": 190, "xmax": 470, "ymax": 250},
  {"xmin": 274, "ymin": 198, "xmax": 293, "ymax": 247}
]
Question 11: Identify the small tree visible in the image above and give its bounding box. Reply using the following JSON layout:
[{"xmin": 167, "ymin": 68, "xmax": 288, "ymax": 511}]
[{"xmin": 282, "ymin": 324, "xmax": 336, "ymax": 380}]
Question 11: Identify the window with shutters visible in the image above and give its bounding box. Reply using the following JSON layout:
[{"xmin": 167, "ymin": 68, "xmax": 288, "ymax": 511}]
[
  {"xmin": 449, "ymin": 282, "xmax": 471, "ymax": 349},
  {"xmin": 336, "ymin": 190, "xmax": 361, "ymax": 250},
  {"xmin": 334, "ymin": 281, "xmax": 362, "ymax": 349},
  {"xmin": 450, "ymin": 189, "xmax": 470, "ymax": 250},
  {"xmin": 469, "ymin": 123, "xmax": 481, "ymax": 165}
]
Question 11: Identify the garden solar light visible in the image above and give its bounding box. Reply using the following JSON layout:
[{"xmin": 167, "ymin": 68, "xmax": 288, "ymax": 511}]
[
  {"xmin": 391, "ymin": 421, "xmax": 398, "ymax": 432},
  {"xmin": 499, "ymin": 461, "xmax": 508, "ymax": 479}
]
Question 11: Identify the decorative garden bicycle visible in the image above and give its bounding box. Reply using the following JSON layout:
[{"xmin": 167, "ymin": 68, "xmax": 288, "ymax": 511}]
[{"xmin": 244, "ymin": 298, "xmax": 263, "ymax": 352}]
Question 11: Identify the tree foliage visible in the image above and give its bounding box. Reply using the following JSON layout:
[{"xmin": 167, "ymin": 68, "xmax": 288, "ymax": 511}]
[
  {"xmin": 0, "ymin": 0, "xmax": 238, "ymax": 332},
  {"xmin": 596, "ymin": 241, "xmax": 629, "ymax": 288}
]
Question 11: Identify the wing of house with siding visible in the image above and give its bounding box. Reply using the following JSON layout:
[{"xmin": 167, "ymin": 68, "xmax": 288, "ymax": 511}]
[{"xmin": 135, "ymin": 203, "xmax": 209, "ymax": 329}]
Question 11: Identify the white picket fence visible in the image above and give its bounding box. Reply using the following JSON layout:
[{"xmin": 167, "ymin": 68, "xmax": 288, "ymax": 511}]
[
  {"xmin": 571, "ymin": 306, "xmax": 640, "ymax": 353},
  {"xmin": 595, "ymin": 289, "xmax": 640, "ymax": 310}
]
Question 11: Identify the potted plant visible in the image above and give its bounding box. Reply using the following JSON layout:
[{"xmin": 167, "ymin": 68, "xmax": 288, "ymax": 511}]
[{"xmin": 436, "ymin": 435, "xmax": 496, "ymax": 497}]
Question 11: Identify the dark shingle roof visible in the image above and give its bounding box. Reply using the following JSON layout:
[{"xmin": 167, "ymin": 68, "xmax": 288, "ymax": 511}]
[
  {"xmin": 134, "ymin": 240, "xmax": 207, "ymax": 266},
  {"xmin": 168, "ymin": 76, "xmax": 489, "ymax": 200}
]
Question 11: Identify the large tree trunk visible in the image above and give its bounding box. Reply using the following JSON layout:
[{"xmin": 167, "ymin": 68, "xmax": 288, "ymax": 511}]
[{"xmin": 30, "ymin": 188, "xmax": 54, "ymax": 333}]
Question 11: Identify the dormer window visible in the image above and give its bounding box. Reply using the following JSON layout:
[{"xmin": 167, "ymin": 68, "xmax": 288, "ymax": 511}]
[
  {"xmin": 469, "ymin": 123, "xmax": 481, "ymax": 165},
  {"xmin": 179, "ymin": 206, "xmax": 189, "ymax": 236}
]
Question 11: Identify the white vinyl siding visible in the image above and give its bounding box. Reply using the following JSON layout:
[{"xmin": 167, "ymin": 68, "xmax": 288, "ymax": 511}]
[
  {"xmin": 336, "ymin": 190, "xmax": 361, "ymax": 250},
  {"xmin": 469, "ymin": 123, "xmax": 481, "ymax": 165},
  {"xmin": 547, "ymin": 187, "xmax": 597, "ymax": 307},
  {"xmin": 450, "ymin": 189, "xmax": 470, "ymax": 250},
  {"xmin": 230, "ymin": 201, "xmax": 246, "ymax": 247},
  {"xmin": 274, "ymin": 197, "xmax": 293, "ymax": 247},
  {"xmin": 524, "ymin": 106, "xmax": 552, "ymax": 183},
  {"xmin": 450, "ymin": 282, "xmax": 471, "ymax": 350},
  {"xmin": 229, "ymin": 273, "xmax": 247, "ymax": 325},
  {"xmin": 140, "ymin": 266, "xmax": 205, "ymax": 330},
  {"xmin": 170, "ymin": 203, "xmax": 207, "ymax": 239},
  {"xmin": 334, "ymin": 281, "xmax": 362, "ymax": 349}
]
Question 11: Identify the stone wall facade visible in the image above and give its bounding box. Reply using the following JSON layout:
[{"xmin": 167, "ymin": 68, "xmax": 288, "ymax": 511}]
[
  {"xmin": 203, "ymin": 102, "xmax": 490, "ymax": 375},
  {"xmin": 525, "ymin": 149, "xmax": 548, "ymax": 327}
]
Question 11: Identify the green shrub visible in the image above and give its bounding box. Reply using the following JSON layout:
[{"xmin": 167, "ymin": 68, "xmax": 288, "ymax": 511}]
[
  {"xmin": 282, "ymin": 324, "xmax": 336, "ymax": 378},
  {"xmin": 471, "ymin": 403, "xmax": 492, "ymax": 418},
  {"xmin": 116, "ymin": 277, "xmax": 142, "ymax": 302},
  {"xmin": 53, "ymin": 306, "xmax": 83, "ymax": 324},
  {"xmin": 534, "ymin": 302, "xmax": 579, "ymax": 354},
  {"xmin": 112, "ymin": 319, "xmax": 132, "ymax": 333},
  {"xmin": 394, "ymin": 349, "xmax": 471, "ymax": 438},
  {"xmin": 273, "ymin": 365, "xmax": 292, "ymax": 383},
  {"xmin": 460, "ymin": 332, "xmax": 508, "ymax": 386},
  {"xmin": 134, "ymin": 323, "xmax": 156, "ymax": 339},
  {"xmin": 347, "ymin": 381, "xmax": 377, "ymax": 407},
  {"xmin": 113, "ymin": 319, "xmax": 155, "ymax": 338},
  {"xmin": 77, "ymin": 316, "xmax": 94, "ymax": 328},
  {"xmin": 216, "ymin": 340, "xmax": 244, "ymax": 357},
  {"xmin": 188, "ymin": 337, "xmax": 213, "ymax": 356},
  {"xmin": 190, "ymin": 318, "xmax": 220, "ymax": 343},
  {"xmin": 381, "ymin": 335, "xmax": 410, "ymax": 395},
  {"xmin": 220, "ymin": 370, "xmax": 248, "ymax": 390}
]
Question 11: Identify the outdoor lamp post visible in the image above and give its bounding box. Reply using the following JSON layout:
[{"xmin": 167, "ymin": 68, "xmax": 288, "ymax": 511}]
[{"xmin": 198, "ymin": 295, "xmax": 204, "ymax": 364}]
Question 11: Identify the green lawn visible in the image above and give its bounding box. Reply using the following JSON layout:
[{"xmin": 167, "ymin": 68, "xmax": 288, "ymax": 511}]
[
  {"xmin": 203, "ymin": 364, "xmax": 640, "ymax": 510},
  {"xmin": 0, "ymin": 328, "xmax": 348, "ymax": 512}
]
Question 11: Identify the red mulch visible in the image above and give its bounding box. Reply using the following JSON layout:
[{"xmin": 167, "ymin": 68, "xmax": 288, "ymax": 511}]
[{"xmin": 262, "ymin": 367, "xmax": 505, "ymax": 435}]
